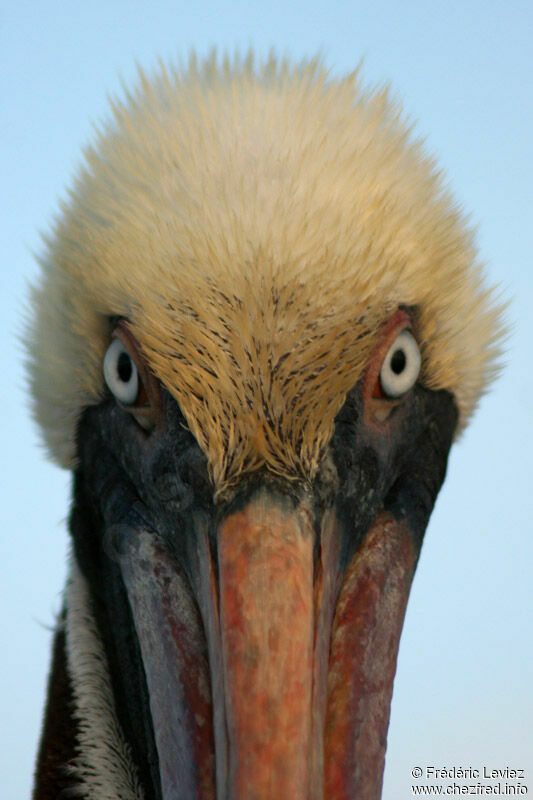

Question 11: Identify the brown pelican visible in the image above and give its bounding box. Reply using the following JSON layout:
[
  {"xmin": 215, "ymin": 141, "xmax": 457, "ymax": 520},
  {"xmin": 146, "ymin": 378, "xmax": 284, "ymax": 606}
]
[{"xmin": 27, "ymin": 54, "xmax": 503, "ymax": 800}]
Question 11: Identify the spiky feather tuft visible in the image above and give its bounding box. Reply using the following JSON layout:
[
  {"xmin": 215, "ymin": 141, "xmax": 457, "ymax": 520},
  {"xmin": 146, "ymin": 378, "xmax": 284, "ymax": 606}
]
[{"xmin": 27, "ymin": 53, "xmax": 504, "ymax": 494}]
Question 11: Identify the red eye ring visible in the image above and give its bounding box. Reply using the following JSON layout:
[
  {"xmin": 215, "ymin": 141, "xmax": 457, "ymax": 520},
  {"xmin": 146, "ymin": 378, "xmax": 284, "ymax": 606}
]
[
  {"xmin": 104, "ymin": 321, "xmax": 161, "ymax": 429},
  {"xmin": 363, "ymin": 309, "xmax": 420, "ymax": 423}
]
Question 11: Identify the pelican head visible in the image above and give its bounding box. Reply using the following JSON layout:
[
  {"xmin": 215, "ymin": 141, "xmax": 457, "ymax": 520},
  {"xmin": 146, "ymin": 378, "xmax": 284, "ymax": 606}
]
[{"xmin": 28, "ymin": 54, "xmax": 503, "ymax": 800}]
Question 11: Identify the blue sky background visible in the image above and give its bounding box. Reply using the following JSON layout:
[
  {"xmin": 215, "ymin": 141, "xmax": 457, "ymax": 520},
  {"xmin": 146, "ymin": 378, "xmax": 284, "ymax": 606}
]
[{"xmin": 2, "ymin": 1, "xmax": 532, "ymax": 797}]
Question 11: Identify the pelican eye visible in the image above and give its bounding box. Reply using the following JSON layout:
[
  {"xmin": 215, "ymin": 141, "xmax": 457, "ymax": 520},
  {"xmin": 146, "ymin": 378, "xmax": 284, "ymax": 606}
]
[
  {"xmin": 379, "ymin": 329, "xmax": 421, "ymax": 398},
  {"xmin": 103, "ymin": 338, "xmax": 139, "ymax": 405}
]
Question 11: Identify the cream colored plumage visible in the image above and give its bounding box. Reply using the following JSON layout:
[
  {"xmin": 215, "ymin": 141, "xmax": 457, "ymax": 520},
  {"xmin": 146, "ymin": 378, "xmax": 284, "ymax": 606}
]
[{"xmin": 27, "ymin": 53, "xmax": 503, "ymax": 495}]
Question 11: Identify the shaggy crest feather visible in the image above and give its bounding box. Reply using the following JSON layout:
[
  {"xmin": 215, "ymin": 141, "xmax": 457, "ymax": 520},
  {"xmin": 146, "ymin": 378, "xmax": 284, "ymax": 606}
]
[{"xmin": 27, "ymin": 52, "xmax": 504, "ymax": 494}]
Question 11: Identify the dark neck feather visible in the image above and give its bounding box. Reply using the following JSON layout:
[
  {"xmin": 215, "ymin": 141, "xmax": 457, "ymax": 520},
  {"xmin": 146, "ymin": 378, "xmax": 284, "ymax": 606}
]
[{"xmin": 33, "ymin": 615, "xmax": 82, "ymax": 799}]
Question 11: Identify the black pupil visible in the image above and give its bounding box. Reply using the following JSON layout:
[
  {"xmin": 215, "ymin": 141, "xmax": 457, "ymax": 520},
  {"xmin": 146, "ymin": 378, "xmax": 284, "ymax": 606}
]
[
  {"xmin": 117, "ymin": 351, "xmax": 133, "ymax": 382},
  {"xmin": 390, "ymin": 348, "xmax": 406, "ymax": 375}
]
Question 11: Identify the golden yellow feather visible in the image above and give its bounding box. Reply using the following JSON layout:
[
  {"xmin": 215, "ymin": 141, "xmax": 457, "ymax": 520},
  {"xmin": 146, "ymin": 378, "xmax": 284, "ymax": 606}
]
[{"xmin": 27, "ymin": 53, "xmax": 504, "ymax": 495}]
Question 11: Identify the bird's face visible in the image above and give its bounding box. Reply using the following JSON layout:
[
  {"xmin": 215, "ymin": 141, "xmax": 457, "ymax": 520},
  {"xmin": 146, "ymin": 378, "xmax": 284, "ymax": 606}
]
[
  {"xmin": 70, "ymin": 304, "xmax": 456, "ymax": 800},
  {"xmin": 28, "ymin": 57, "xmax": 502, "ymax": 800}
]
